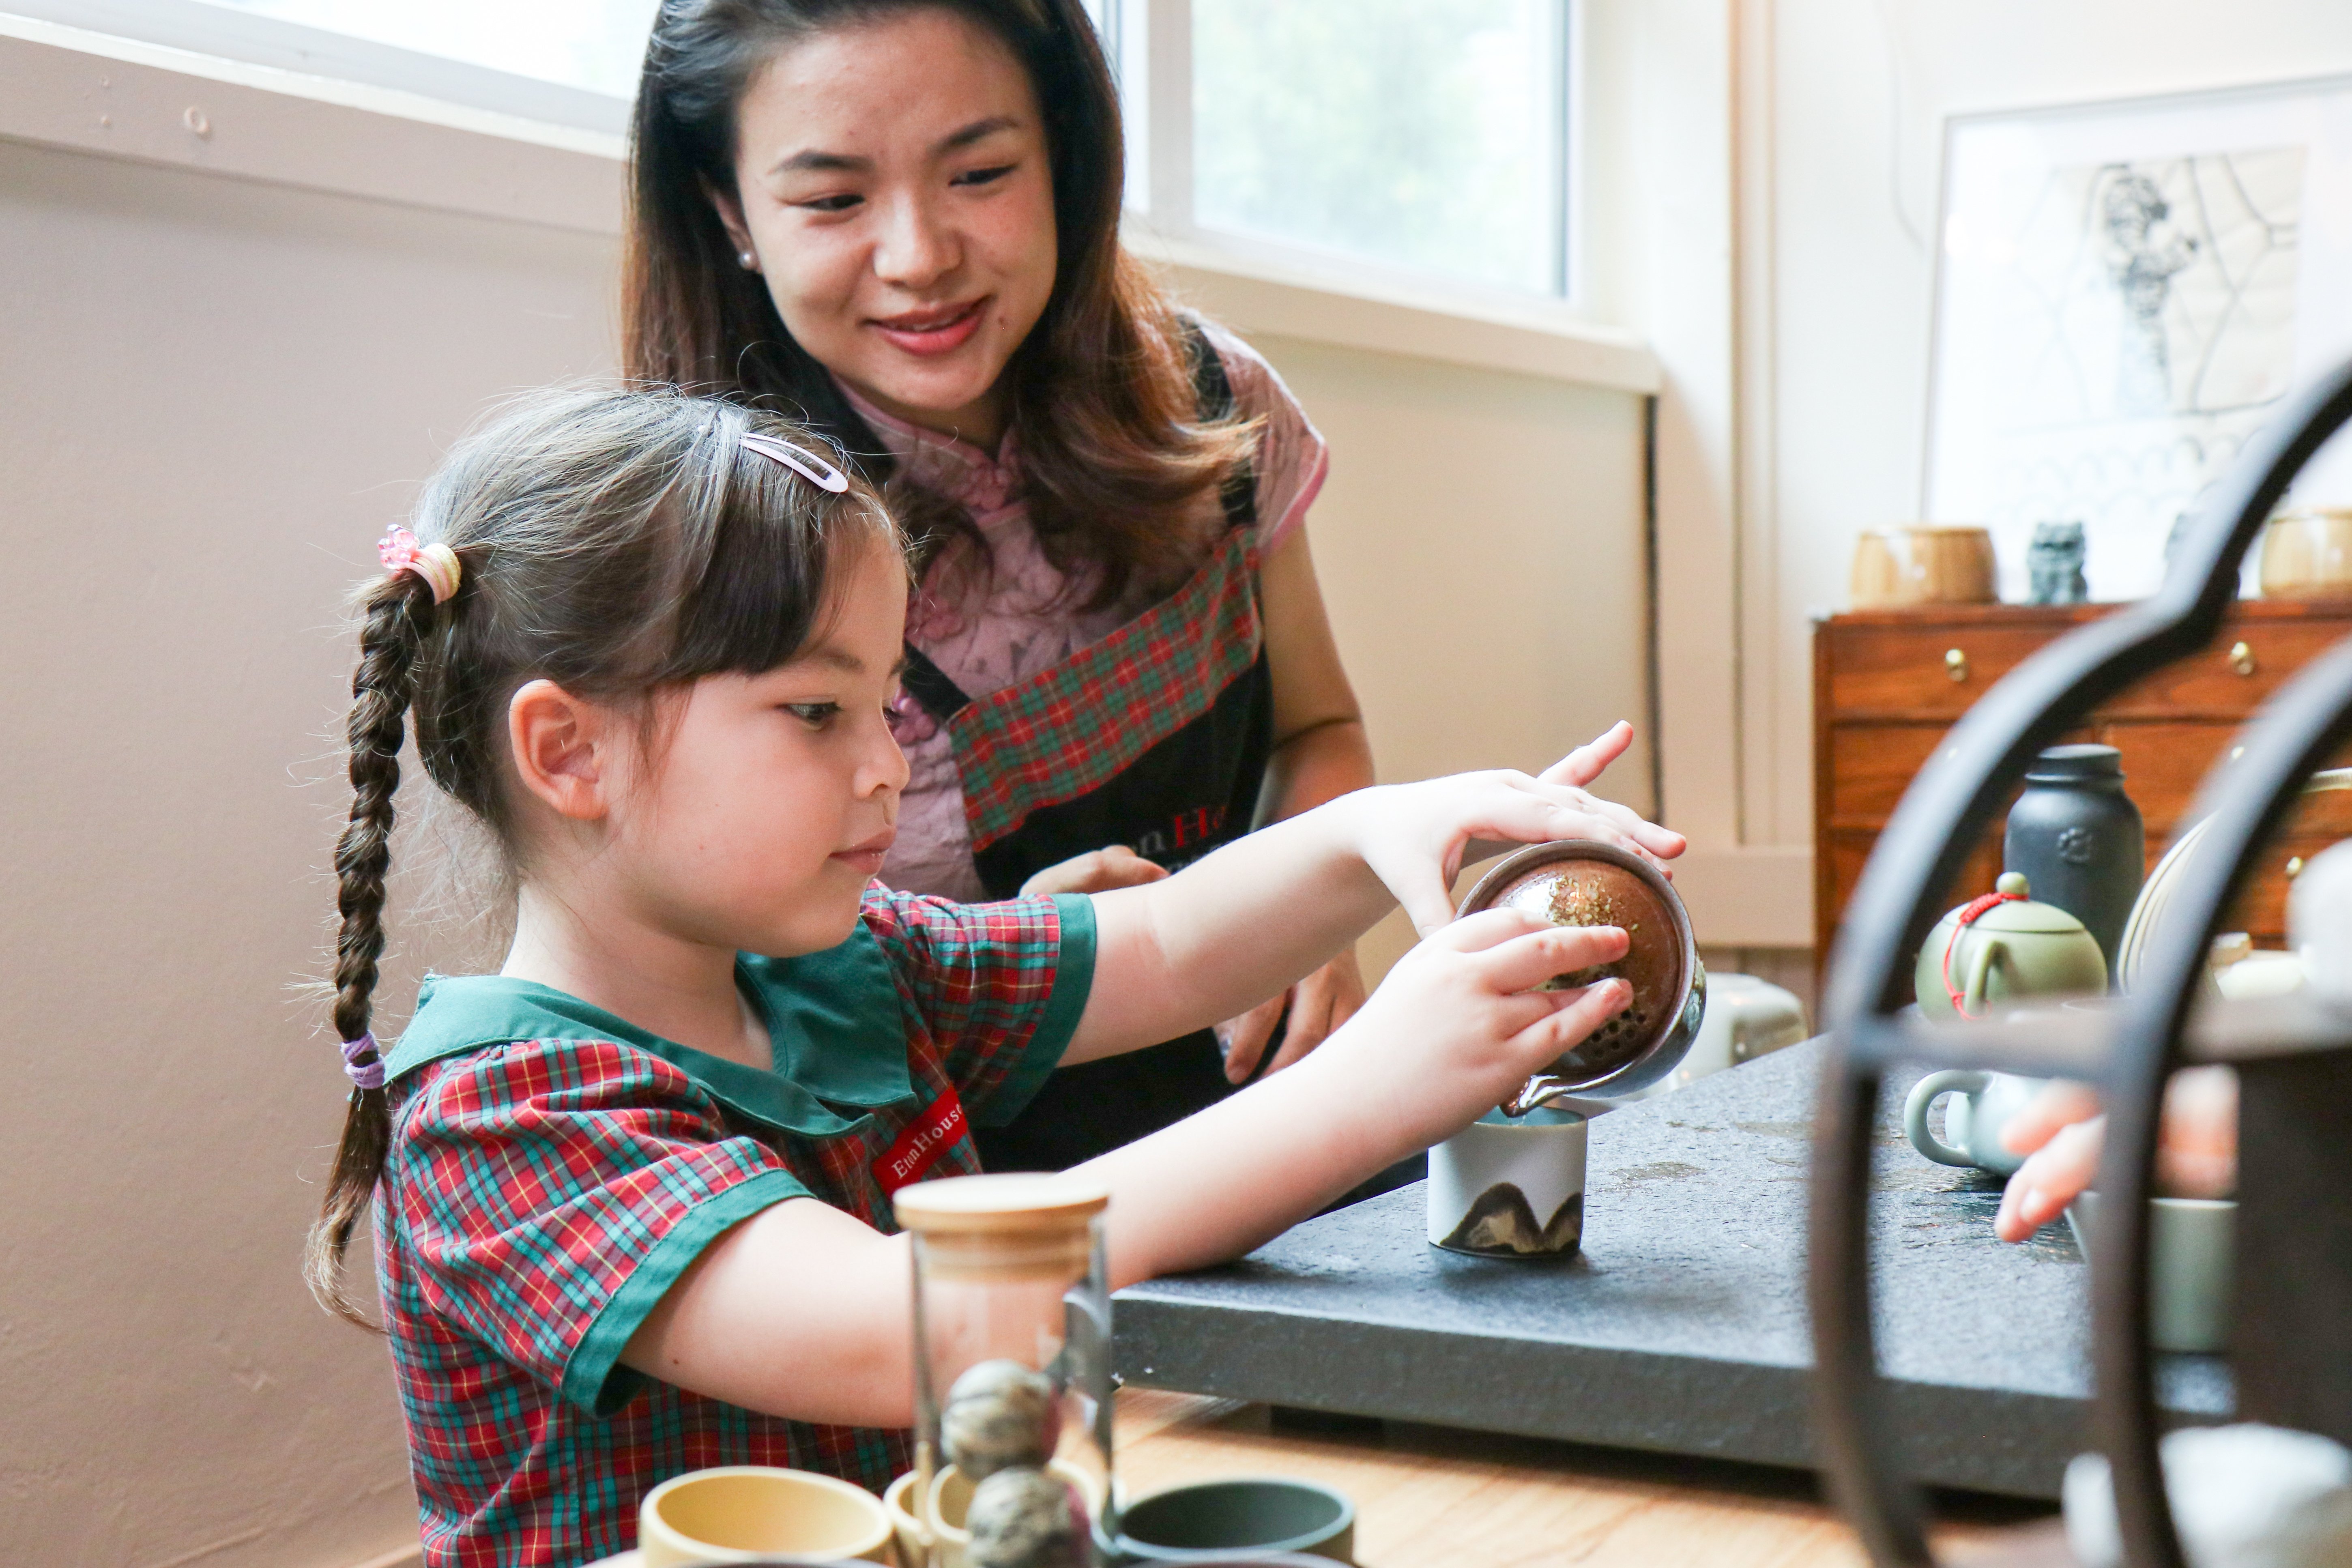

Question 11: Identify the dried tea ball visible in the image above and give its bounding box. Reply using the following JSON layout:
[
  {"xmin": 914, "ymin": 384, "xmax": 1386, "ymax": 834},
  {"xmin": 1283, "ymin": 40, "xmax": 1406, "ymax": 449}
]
[
  {"xmin": 943, "ymin": 1360, "xmax": 1058, "ymax": 1482},
  {"xmin": 967, "ymin": 1465, "xmax": 1089, "ymax": 1568}
]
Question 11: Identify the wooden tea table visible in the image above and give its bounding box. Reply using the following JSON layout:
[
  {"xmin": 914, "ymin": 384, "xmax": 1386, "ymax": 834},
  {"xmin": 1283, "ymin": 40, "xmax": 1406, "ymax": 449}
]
[{"xmin": 1114, "ymin": 1388, "xmax": 2061, "ymax": 1567}]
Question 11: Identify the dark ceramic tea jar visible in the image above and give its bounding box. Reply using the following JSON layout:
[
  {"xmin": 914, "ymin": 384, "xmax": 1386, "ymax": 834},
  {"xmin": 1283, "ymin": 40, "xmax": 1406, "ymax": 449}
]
[
  {"xmin": 2002, "ymin": 743, "xmax": 2144, "ymax": 976},
  {"xmin": 1455, "ymin": 840, "xmax": 1704, "ymax": 1105}
]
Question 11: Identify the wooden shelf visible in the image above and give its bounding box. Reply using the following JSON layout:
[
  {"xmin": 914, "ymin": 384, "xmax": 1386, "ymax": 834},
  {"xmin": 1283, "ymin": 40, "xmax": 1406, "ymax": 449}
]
[{"xmin": 1814, "ymin": 602, "xmax": 2352, "ymax": 963}]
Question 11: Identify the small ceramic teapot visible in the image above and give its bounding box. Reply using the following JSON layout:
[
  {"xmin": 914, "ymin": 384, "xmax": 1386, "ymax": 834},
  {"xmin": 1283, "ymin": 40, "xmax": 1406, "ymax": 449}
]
[{"xmin": 1914, "ymin": 872, "xmax": 2107, "ymax": 1021}]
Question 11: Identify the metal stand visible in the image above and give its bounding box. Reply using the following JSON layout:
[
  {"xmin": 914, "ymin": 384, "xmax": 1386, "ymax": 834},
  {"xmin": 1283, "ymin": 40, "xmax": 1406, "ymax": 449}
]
[{"xmin": 1807, "ymin": 360, "xmax": 2352, "ymax": 1568}]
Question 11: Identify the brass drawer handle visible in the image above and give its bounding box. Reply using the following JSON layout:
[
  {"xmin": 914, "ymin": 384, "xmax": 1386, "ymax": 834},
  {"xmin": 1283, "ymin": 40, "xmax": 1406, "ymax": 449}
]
[
  {"xmin": 1944, "ymin": 647, "xmax": 1969, "ymax": 682},
  {"xmin": 2230, "ymin": 640, "xmax": 2257, "ymax": 676}
]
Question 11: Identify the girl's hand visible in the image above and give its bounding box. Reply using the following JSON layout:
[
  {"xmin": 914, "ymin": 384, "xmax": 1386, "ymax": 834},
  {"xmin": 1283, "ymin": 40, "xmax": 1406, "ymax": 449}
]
[
  {"xmin": 1992, "ymin": 1068, "xmax": 2238, "ymax": 1243},
  {"xmin": 1348, "ymin": 724, "xmax": 1686, "ymax": 938},
  {"xmin": 1331, "ymin": 908, "xmax": 1635, "ymax": 1149},
  {"xmin": 1019, "ymin": 845, "xmax": 1170, "ymax": 897},
  {"xmin": 1215, "ymin": 946, "xmax": 1366, "ymax": 1084}
]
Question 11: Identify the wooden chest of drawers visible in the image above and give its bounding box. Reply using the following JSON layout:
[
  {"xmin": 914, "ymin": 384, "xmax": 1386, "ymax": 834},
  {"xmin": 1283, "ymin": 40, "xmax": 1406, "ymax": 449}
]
[{"xmin": 1812, "ymin": 600, "xmax": 2352, "ymax": 961}]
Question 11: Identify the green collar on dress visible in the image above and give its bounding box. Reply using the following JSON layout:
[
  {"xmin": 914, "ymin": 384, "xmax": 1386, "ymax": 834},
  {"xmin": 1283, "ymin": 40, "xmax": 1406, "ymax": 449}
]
[{"xmin": 382, "ymin": 921, "xmax": 911, "ymax": 1140}]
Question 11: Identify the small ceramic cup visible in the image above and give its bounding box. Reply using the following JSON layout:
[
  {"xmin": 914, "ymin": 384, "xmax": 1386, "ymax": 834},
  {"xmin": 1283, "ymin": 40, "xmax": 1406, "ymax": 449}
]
[
  {"xmin": 2257, "ymin": 507, "xmax": 2352, "ymax": 599},
  {"xmin": 638, "ymin": 1465, "xmax": 894, "ymax": 1567},
  {"xmin": 1427, "ymin": 1106, "xmax": 1587, "ymax": 1257},
  {"xmin": 1903, "ymin": 1070, "xmax": 2047, "ymax": 1178},
  {"xmin": 2066, "ymin": 1190, "xmax": 2236, "ymax": 1354},
  {"xmin": 1115, "ymin": 1477, "xmax": 1356, "ymax": 1563},
  {"xmin": 1850, "ymin": 525, "xmax": 1998, "ymax": 608}
]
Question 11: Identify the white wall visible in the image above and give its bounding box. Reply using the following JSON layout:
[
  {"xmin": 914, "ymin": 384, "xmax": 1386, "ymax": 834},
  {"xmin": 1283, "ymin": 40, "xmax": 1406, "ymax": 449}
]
[
  {"xmin": 0, "ymin": 138, "xmax": 620, "ymax": 1566},
  {"xmin": 1746, "ymin": 0, "xmax": 2352, "ymax": 849},
  {"xmin": 0, "ymin": 103, "xmax": 1647, "ymax": 1568}
]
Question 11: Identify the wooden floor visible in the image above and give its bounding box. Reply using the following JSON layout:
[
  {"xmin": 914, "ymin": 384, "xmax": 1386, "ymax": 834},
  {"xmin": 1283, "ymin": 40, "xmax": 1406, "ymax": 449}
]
[{"xmin": 1115, "ymin": 1390, "xmax": 2063, "ymax": 1567}]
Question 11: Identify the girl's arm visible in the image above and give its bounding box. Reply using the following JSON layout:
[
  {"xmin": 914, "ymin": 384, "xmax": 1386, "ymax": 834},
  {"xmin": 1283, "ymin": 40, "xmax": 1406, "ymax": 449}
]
[
  {"xmin": 621, "ymin": 908, "xmax": 1633, "ymax": 1427},
  {"xmin": 1061, "ymin": 738, "xmax": 1683, "ymax": 1065}
]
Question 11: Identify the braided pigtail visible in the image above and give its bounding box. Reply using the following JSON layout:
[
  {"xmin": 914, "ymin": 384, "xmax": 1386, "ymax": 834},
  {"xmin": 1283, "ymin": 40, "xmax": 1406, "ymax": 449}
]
[{"xmin": 304, "ymin": 567, "xmax": 438, "ymax": 1327}]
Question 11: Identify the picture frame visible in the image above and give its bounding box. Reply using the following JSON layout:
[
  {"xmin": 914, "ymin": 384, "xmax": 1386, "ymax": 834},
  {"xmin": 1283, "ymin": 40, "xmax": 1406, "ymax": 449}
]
[{"xmin": 1924, "ymin": 73, "xmax": 2352, "ymax": 603}]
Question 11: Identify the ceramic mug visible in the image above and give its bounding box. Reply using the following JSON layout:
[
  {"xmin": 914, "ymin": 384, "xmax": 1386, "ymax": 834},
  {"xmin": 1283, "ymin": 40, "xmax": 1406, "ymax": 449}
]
[
  {"xmin": 1903, "ymin": 1070, "xmax": 2047, "ymax": 1178},
  {"xmin": 638, "ymin": 1465, "xmax": 894, "ymax": 1566},
  {"xmin": 1427, "ymin": 1107, "xmax": 1586, "ymax": 1257},
  {"xmin": 1115, "ymin": 1477, "xmax": 1356, "ymax": 1563},
  {"xmin": 2066, "ymin": 1191, "xmax": 2236, "ymax": 1354}
]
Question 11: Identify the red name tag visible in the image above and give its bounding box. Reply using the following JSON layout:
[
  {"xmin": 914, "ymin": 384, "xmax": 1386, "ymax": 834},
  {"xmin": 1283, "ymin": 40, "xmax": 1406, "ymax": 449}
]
[{"xmin": 872, "ymin": 1086, "xmax": 968, "ymax": 1196}]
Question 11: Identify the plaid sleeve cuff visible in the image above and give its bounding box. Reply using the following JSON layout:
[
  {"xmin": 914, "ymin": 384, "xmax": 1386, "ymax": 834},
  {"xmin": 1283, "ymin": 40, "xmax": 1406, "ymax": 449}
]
[
  {"xmin": 561, "ymin": 1167, "xmax": 812, "ymax": 1418},
  {"xmin": 971, "ymin": 893, "xmax": 1097, "ymax": 1128}
]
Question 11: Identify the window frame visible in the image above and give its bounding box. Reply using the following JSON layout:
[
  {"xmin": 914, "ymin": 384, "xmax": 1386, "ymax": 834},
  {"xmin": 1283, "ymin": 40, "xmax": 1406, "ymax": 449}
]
[
  {"xmin": 1110, "ymin": 0, "xmax": 1588, "ymax": 314},
  {"xmin": 5, "ymin": 0, "xmax": 637, "ymax": 133},
  {"xmin": 8, "ymin": 0, "xmax": 1638, "ymax": 384}
]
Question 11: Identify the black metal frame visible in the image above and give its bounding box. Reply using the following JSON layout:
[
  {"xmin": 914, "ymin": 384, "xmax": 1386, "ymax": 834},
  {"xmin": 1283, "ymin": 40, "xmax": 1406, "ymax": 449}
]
[{"xmin": 1807, "ymin": 359, "xmax": 2352, "ymax": 1567}]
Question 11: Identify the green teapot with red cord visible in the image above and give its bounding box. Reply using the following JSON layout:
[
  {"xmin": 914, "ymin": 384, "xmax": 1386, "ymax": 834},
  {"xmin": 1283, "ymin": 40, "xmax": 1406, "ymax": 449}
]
[{"xmin": 1913, "ymin": 872, "xmax": 2107, "ymax": 1021}]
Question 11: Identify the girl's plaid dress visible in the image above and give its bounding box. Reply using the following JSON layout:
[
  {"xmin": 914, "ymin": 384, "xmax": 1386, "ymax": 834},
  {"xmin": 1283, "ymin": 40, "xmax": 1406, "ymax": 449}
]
[{"xmin": 372, "ymin": 887, "xmax": 1095, "ymax": 1568}]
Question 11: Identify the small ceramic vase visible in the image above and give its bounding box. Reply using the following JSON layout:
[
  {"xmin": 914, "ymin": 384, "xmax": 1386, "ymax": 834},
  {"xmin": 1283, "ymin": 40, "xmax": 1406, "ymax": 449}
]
[
  {"xmin": 2003, "ymin": 743, "xmax": 2144, "ymax": 976},
  {"xmin": 1851, "ymin": 525, "xmax": 1998, "ymax": 608}
]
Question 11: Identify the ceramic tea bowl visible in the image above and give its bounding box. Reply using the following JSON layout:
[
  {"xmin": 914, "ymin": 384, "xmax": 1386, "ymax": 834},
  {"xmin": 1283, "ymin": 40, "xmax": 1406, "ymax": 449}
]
[{"xmin": 1455, "ymin": 840, "xmax": 1705, "ymax": 1106}]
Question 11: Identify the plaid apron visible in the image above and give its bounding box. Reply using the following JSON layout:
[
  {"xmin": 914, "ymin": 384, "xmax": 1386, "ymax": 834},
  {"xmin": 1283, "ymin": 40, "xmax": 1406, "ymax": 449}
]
[{"xmin": 896, "ymin": 325, "xmax": 1276, "ymax": 1167}]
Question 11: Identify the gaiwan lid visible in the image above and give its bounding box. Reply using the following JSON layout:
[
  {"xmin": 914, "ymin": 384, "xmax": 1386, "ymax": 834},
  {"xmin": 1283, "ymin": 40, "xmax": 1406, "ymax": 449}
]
[{"xmin": 1455, "ymin": 839, "xmax": 1699, "ymax": 1090}]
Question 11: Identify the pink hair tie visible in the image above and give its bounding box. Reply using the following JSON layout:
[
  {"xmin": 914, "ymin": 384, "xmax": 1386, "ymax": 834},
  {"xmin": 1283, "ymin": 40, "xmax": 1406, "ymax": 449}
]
[
  {"xmin": 741, "ymin": 433, "xmax": 851, "ymax": 492},
  {"xmin": 339, "ymin": 1031, "xmax": 386, "ymax": 1091},
  {"xmin": 378, "ymin": 527, "xmax": 463, "ymax": 604}
]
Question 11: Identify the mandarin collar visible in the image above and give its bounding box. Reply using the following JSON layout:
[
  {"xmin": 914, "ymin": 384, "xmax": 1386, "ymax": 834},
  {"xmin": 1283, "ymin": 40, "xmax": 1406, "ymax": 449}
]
[{"xmin": 836, "ymin": 376, "xmax": 1024, "ymax": 522}]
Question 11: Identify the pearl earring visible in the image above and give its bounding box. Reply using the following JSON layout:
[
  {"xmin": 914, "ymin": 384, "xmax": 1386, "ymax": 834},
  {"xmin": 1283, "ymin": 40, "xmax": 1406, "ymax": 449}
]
[{"xmin": 738, "ymin": 249, "xmax": 758, "ymax": 271}]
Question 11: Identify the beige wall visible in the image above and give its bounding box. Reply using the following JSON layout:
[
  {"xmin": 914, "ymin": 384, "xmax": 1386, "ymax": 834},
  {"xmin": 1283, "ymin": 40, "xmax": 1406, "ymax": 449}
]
[
  {"xmin": 1240, "ymin": 334, "xmax": 1650, "ymax": 979},
  {"xmin": 0, "ymin": 130, "xmax": 1646, "ymax": 1565},
  {"xmin": 0, "ymin": 137, "xmax": 620, "ymax": 1567}
]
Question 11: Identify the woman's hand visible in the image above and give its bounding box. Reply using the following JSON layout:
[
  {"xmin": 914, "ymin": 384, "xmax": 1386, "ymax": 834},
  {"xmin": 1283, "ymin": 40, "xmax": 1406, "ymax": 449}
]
[
  {"xmin": 1992, "ymin": 1068, "xmax": 2239, "ymax": 1243},
  {"xmin": 1215, "ymin": 946, "xmax": 1366, "ymax": 1084},
  {"xmin": 1019, "ymin": 845, "xmax": 1170, "ymax": 898},
  {"xmin": 1348, "ymin": 723, "xmax": 1686, "ymax": 938}
]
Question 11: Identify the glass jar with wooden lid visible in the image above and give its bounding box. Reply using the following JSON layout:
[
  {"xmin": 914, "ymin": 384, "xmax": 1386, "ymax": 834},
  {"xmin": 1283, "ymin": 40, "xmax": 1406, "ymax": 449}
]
[{"xmin": 895, "ymin": 1173, "xmax": 1114, "ymax": 1567}]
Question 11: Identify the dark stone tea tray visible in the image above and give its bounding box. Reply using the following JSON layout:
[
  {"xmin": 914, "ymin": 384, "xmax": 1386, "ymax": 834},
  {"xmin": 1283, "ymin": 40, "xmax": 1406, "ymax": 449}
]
[{"xmin": 1112, "ymin": 1039, "xmax": 2230, "ymax": 1499}]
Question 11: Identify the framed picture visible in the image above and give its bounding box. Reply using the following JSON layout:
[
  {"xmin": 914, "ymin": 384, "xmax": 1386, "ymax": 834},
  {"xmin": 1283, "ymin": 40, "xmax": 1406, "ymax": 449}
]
[{"xmin": 1925, "ymin": 74, "xmax": 2352, "ymax": 602}]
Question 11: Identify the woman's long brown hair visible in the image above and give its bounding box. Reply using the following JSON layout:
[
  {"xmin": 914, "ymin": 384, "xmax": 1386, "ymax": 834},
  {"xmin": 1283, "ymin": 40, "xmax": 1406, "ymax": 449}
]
[{"xmin": 625, "ymin": 0, "xmax": 1256, "ymax": 607}]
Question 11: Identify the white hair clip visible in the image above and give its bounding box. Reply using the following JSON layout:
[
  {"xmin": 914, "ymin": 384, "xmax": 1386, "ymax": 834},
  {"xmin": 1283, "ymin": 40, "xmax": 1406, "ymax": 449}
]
[{"xmin": 741, "ymin": 433, "xmax": 851, "ymax": 493}]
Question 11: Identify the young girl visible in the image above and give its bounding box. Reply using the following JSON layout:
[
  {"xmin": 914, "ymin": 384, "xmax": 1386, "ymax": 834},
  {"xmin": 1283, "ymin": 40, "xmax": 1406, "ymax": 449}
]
[
  {"xmin": 312, "ymin": 386, "xmax": 1680, "ymax": 1566},
  {"xmin": 630, "ymin": 0, "xmax": 1375, "ymax": 1167}
]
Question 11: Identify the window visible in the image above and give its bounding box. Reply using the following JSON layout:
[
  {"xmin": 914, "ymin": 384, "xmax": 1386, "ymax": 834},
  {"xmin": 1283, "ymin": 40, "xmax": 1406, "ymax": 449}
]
[
  {"xmin": 189, "ymin": 0, "xmax": 660, "ymax": 99},
  {"xmin": 1109, "ymin": 0, "xmax": 1577, "ymax": 301},
  {"xmin": 38, "ymin": 0, "xmax": 1577, "ymax": 302},
  {"xmin": 14, "ymin": 0, "xmax": 653, "ymax": 132},
  {"xmin": 1190, "ymin": 0, "xmax": 1571, "ymax": 296}
]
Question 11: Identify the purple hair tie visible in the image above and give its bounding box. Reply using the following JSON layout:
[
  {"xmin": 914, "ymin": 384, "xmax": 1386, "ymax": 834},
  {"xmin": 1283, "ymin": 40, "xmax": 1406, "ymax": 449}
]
[{"xmin": 341, "ymin": 1032, "xmax": 387, "ymax": 1091}]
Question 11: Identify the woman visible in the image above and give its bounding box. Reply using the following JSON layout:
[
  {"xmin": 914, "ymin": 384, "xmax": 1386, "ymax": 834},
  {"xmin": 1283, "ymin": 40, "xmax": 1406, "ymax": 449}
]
[{"xmin": 626, "ymin": 0, "xmax": 1376, "ymax": 1168}]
